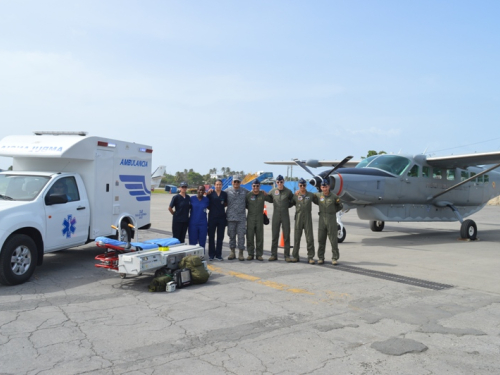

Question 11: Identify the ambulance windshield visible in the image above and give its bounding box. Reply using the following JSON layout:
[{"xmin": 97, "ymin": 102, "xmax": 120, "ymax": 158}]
[{"xmin": 0, "ymin": 174, "xmax": 50, "ymax": 201}]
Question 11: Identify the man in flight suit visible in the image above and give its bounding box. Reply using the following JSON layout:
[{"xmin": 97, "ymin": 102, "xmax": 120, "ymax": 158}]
[
  {"xmin": 291, "ymin": 178, "xmax": 318, "ymax": 264},
  {"xmin": 267, "ymin": 175, "xmax": 294, "ymax": 262},
  {"xmin": 316, "ymin": 178, "xmax": 343, "ymax": 265},
  {"xmin": 245, "ymin": 180, "xmax": 268, "ymax": 261}
]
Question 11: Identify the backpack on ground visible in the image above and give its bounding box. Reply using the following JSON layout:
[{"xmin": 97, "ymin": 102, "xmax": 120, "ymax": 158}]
[
  {"xmin": 178, "ymin": 255, "xmax": 210, "ymax": 284},
  {"xmin": 148, "ymin": 275, "xmax": 172, "ymax": 292}
]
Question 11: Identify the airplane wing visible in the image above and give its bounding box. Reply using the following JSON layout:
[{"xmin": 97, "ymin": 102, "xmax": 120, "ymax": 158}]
[
  {"xmin": 426, "ymin": 151, "xmax": 500, "ymax": 169},
  {"xmin": 265, "ymin": 159, "xmax": 360, "ymax": 168}
]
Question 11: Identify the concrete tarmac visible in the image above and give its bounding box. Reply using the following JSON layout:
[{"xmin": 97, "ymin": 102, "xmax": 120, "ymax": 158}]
[{"xmin": 1, "ymin": 193, "xmax": 500, "ymax": 374}]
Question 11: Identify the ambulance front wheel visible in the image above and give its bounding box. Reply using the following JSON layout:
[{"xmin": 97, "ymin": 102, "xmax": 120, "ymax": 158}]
[
  {"xmin": 119, "ymin": 273, "xmax": 127, "ymax": 279},
  {"xmin": 0, "ymin": 234, "xmax": 38, "ymax": 286}
]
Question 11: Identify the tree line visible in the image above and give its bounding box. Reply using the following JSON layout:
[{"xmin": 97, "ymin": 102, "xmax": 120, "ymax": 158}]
[{"xmin": 161, "ymin": 167, "xmax": 246, "ymax": 187}]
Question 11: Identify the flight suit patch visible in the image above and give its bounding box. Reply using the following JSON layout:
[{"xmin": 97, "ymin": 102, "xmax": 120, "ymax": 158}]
[{"xmin": 274, "ymin": 190, "xmax": 279, "ymax": 195}]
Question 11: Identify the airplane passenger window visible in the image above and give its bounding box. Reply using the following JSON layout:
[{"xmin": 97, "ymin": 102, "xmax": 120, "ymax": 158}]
[
  {"xmin": 446, "ymin": 169, "xmax": 455, "ymax": 181},
  {"xmin": 422, "ymin": 166, "xmax": 430, "ymax": 178},
  {"xmin": 408, "ymin": 165, "xmax": 419, "ymax": 177},
  {"xmin": 433, "ymin": 168, "xmax": 442, "ymax": 179},
  {"xmin": 461, "ymin": 171, "xmax": 468, "ymax": 181},
  {"xmin": 485, "ymin": 174, "xmax": 489, "ymax": 183}
]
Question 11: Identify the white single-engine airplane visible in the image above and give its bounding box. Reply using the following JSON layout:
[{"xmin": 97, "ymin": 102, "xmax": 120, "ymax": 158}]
[{"xmin": 266, "ymin": 151, "xmax": 500, "ymax": 242}]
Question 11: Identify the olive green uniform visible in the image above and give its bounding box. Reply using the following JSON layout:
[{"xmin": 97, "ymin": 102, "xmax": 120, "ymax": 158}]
[
  {"xmin": 268, "ymin": 187, "xmax": 294, "ymax": 258},
  {"xmin": 316, "ymin": 192, "xmax": 343, "ymax": 261},
  {"xmin": 245, "ymin": 191, "xmax": 267, "ymax": 257},
  {"xmin": 291, "ymin": 191, "xmax": 318, "ymax": 260}
]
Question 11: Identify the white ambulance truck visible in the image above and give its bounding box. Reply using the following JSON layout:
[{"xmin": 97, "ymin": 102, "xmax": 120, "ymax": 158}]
[{"xmin": 0, "ymin": 131, "xmax": 153, "ymax": 286}]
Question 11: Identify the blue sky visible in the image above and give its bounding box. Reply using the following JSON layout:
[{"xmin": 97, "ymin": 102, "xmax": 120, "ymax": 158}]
[{"xmin": 1, "ymin": 1, "xmax": 499, "ymax": 178}]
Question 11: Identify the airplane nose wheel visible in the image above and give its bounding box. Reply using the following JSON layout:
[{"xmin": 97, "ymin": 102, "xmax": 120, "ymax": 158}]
[
  {"xmin": 337, "ymin": 225, "xmax": 346, "ymax": 243},
  {"xmin": 460, "ymin": 219, "xmax": 477, "ymax": 240}
]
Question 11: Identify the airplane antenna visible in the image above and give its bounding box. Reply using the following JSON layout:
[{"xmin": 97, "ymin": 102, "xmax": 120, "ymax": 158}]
[{"xmin": 422, "ymin": 147, "xmax": 428, "ymax": 154}]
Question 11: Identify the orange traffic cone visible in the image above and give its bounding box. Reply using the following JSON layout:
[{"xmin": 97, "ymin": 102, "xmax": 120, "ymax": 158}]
[{"xmin": 279, "ymin": 231, "xmax": 285, "ymax": 248}]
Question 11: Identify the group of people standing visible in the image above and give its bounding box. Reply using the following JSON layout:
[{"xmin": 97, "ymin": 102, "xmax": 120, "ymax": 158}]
[{"xmin": 168, "ymin": 174, "xmax": 343, "ymax": 265}]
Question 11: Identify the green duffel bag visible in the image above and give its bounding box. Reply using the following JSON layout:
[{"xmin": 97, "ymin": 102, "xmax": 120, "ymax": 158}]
[
  {"xmin": 148, "ymin": 275, "xmax": 172, "ymax": 292},
  {"xmin": 179, "ymin": 255, "xmax": 210, "ymax": 284}
]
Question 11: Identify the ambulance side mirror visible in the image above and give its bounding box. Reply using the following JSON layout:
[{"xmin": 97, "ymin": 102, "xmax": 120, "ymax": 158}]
[{"xmin": 45, "ymin": 194, "xmax": 68, "ymax": 205}]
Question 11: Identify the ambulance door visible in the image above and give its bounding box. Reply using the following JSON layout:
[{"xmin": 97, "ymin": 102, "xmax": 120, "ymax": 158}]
[
  {"xmin": 44, "ymin": 176, "xmax": 90, "ymax": 251},
  {"xmin": 92, "ymin": 150, "xmax": 114, "ymax": 237}
]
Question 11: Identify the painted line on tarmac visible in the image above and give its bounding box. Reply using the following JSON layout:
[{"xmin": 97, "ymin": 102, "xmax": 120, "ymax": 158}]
[
  {"xmin": 207, "ymin": 265, "xmax": 314, "ymax": 295},
  {"xmin": 147, "ymin": 228, "xmax": 453, "ymax": 290}
]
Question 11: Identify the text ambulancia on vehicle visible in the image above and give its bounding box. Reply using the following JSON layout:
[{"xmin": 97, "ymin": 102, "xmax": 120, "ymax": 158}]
[{"xmin": 0, "ymin": 131, "xmax": 153, "ymax": 285}]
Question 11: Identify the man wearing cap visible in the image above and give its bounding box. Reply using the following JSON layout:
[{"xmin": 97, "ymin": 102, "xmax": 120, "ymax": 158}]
[
  {"xmin": 291, "ymin": 178, "xmax": 319, "ymax": 264},
  {"xmin": 225, "ymin": 175, "xmax": 249, "ymax": 261},
  {"xmin": 267, "ymin": 175, "xmax": 294, "ymax": 261},
  {"xmin": 168, "ymin": 182, "xmax": 191, "ymax": 243},
  {"xmin": 245, "ymin": 179, "xmax": 270, "ymax": 261},
  {"xmin": 315, "ymin": 178, "xmax": 343, "ymax": 265}
]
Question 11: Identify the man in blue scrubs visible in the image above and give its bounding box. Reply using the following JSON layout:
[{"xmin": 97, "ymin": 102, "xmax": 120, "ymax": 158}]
[{"xmin": 189, "ymin": 185, "xmax": 210, "ymax": 249}]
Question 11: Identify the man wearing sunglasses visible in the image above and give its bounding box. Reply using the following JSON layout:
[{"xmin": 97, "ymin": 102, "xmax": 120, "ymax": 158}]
[
  {"xmin": 245, "ymin": 179, "xmax": 271, "ymax": 261},
  {"xmin": 225, "ymin": 175, "xmax": 249, "ymax": 261},
  {"xmin": 315, "ymin": 178, "xmax": 343, "ymax": 265},
  {"xmin": 291, "ymin": 178, "xmax": 318, "ymax": 264},
  {"xmin": 267, "ymin": 175, "xmax": 294, "ymax": 261}
]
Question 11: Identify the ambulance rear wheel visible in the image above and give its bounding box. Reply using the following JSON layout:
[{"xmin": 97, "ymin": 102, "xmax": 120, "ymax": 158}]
[
  {"xmin": 119, "ymin": 273, "xmax": 127, "ymax": 279},
  {"xmin": 337, "ymin": 225, "xmax": 346, "ymax": 243},
  {"xmin": 370, "ymin": 220, "xmax": 385, "ymax": 232},
  {"xmin": 460, "ymin": 219, "xmax": 477, "ymax": 240},
  {"xmin": 0, "ymin": 234, "xmax": 38, "ymax": 286},
  {"xmin": 119, "ymin": 223, "xmax": 132, "ymax": 242}
]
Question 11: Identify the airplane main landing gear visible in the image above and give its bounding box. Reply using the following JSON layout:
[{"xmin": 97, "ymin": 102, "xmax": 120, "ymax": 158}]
[
  {"xmin": 460, "ymin": 219, "xmax": 477, "ymax": 240},
  {"xmin": 370, "ymin": 220, "xmax": 385, "ymax": 232}
]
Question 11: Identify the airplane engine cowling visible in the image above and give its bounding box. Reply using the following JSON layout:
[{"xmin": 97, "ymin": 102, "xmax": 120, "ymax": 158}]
[{"xmin": 330, "ymin": 173, "xmax": 344, "ymax": 197}]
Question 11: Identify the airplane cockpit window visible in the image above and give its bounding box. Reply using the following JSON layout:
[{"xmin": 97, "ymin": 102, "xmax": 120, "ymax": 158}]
[
  {"xmin": 485, "ymin": 174, "xmax": 489, "ymax": 183},
  {"xmin": 422, "ymin": 166, "xmax": 430, "ymax": 177},
  {"xmin": 477, "ymin": 175, "xmax": 484, "ymax": 183},
  {"xmin": 356, "ymin": 155, "xmax": 411, "ymax": 175},
  {"xmin": 470, "ymin": 172, "xmax": 477, "ymax": 182},
  {"xmin": 461, "ymin": 171, "xmax": 468, "ymax": 181},
  {"xmin": 433, "ymin": 168, "xmax": 442, "ymax": 179},
  {"xmin": 408, "ymin": 165, "xmax": 419, "ymax": 177},
  {"xmin": 356, "ymin": 156, "xmax": 378, "ymax": 169},
  {"xmin": 447, "ymin": 169, "xmax": 455, "ymax": 181},
  {"xmin": 0, "ymin": 174, "xmax": 50, "ymax": 201}
]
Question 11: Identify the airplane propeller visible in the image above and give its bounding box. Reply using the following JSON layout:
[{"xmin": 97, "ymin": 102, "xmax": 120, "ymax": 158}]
[
  {"xmin": 318, "ymin": 156, "xmax": 353, "ymax": 178},
  {"xmin": 293, "ymin": 156, "xmax": 353, "ymax": 191}
]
